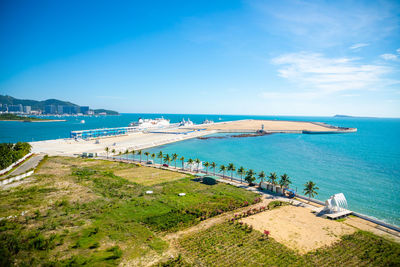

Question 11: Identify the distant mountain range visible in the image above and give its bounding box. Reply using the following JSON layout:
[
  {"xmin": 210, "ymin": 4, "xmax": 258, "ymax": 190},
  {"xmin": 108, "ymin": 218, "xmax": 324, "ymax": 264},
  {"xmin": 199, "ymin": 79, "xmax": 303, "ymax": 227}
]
[{"xmin": 0, "ymin": 95, "xmax": 119, "ymax": 115}]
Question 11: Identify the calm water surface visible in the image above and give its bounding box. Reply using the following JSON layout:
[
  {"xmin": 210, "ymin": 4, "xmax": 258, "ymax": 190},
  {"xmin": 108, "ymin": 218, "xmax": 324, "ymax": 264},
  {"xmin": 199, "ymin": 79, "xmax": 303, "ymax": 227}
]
[{"xmin": 1, "ymin": 114, "xmax": 399, "ymax": 226}]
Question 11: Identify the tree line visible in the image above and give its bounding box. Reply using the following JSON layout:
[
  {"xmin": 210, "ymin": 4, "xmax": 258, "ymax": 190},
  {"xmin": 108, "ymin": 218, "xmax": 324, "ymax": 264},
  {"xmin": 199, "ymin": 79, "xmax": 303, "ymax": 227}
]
[
  {"xmin": 0, "ymin": 142, "xmax": 32, "ymax": 169},
  {"xmin": 105, "ymin": 147, "xmax": 319, "ymax": 200}
]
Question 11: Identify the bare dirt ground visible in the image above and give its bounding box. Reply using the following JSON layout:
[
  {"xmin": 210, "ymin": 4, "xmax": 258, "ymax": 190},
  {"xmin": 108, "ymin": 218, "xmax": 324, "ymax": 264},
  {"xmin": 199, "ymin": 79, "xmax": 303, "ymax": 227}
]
[
  {"xmin": 240, "ymin": 205, "xmax": 355, "ymax": 254},
  {"xmin": 344, "ymin": 216, "xmax": 400, "ymax": 242},
  {"xmin": 114, "ymin": 166, "xmax": 187, "ymax": 186}
]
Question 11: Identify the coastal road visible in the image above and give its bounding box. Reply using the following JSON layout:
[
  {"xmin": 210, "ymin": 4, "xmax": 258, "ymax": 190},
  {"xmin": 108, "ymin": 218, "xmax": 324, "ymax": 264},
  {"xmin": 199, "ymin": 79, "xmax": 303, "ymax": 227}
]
[{"xmin": 1, "ymin": 154, "xmax": 44, "ymax": 179}]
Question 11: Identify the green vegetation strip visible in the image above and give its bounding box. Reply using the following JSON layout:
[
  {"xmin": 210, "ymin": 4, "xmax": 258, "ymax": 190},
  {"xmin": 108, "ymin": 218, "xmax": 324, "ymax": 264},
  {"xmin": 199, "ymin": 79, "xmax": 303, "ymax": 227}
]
[
  {"xmin": 0, "ymin": 157, "xmax": 257, "ymax": 266},
  {"xmin": 177, "ymin": 222, "xmax": 400, "ymax": 266},
  {"xmin": 0, "ymin": 113, "xmax": 47, "ymax": 122}
]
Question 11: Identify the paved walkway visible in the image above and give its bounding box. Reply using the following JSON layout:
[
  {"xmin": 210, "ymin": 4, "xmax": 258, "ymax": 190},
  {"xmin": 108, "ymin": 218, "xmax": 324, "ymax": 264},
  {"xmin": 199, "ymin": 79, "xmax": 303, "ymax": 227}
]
[{"xmin": 1, "ymin": 154, "xmax": 44, "ymax": 179}]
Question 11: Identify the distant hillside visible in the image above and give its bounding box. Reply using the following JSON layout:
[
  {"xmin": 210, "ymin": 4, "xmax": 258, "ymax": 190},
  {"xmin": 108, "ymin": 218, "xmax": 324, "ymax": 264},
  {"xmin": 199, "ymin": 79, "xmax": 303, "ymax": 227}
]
[
  {"xmin": 333, "ymin": 115, "xmax": 353, "ymax": 118},
  {"xmin": 92, "ymin": 109, "xmax": 119, "ymax": 115},
  {"xmin": 0, "ymin": 95, "xmax": 119, "ymax": 115},
  {"xmin": 334, "ymin": 114, "xmax": 377, "ymax": 119}
]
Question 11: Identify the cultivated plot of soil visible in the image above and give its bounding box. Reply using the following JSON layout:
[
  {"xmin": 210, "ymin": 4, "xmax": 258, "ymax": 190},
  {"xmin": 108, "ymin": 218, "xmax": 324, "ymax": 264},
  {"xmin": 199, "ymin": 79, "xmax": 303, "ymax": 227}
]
[{"xmin": 241, "ymin": 205, "xmax": 355, "ymax": 254}]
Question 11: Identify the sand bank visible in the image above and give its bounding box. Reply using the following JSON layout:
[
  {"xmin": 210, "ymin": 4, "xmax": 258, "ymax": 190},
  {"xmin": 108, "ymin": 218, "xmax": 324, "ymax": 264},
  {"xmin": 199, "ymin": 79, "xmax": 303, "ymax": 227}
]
[
  {"xmin": 30, "ymin": 119, "xmax": 355, "ymax": 156},
  {"xmin": 189, "ymin": 119, "xmax": 356, "ymax": 133},
  {"xmin": 0, "ymin": 119, "xmax": 66, "ymax": 122}
]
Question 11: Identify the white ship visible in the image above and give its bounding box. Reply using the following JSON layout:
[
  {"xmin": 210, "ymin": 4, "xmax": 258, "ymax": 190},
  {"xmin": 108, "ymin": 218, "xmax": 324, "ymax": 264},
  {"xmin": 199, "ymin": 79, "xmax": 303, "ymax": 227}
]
[
  {"xmin": 179, "ymin": 118, "xmax": 194, "ymax": 127},
  {"xmin": 202, "ymin": 119, "xmax": 214, "ymax": 124},
  {"xmin": 129, "ymin": 117, "xmax": 170, "ymax": 129}
]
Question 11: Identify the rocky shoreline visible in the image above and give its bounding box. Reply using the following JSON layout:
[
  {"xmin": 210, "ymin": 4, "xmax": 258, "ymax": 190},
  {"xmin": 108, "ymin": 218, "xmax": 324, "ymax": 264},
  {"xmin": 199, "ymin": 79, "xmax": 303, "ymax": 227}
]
[{"xmin": 197, "ymin": 132, "xmax": 272, "ymax": 140}]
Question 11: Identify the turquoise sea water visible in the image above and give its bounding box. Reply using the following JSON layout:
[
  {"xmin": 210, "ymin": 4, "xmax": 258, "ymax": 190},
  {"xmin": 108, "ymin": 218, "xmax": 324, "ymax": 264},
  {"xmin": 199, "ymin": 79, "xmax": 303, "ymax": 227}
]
[{"xmin": 1, "ymin": 114, "xmax": 399, "ymax": 226}]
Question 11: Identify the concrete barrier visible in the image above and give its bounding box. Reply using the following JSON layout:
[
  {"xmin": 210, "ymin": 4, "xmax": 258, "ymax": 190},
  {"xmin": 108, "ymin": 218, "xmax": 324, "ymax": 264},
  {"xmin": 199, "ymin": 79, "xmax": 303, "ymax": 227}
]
[
  {"xmin": 1, "ymin": 170, "xmax": 34, "ymax": 185},
  {"xmin": 0, "ymin": 152, "xmax": 33, "ymax": 175}
]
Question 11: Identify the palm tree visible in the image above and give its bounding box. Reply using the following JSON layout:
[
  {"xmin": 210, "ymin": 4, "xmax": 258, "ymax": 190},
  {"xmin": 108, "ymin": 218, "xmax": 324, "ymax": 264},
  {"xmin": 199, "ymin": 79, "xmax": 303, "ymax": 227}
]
[
  {"xmin": 157, "ymin": 151, "xmax": 163, "ymax": 166},
  {"xmin": 144, "ymin": 151, "xmax": 150, "ymax": 162},
  {"xmin": 237, "ymin": 166, "xmax": 245, "ymax": 183},
  {"xmin": 172, "ymin": 153, "xmax": 178, "ymax": 168},
  {"xmin": 151, "ymin": 153, "xmax": 156, "ymax": 163},
  {"xmin": 125, "ymin": 149, "xmax": 129, "ymax": 160},
  {"xmin": 245, "ymin": 169, "xmax": 256, "ymax": 185},
  {"xmin": 227, "ymin": 163, "xmax": 236, "ymax": 181},
  {"xmin": 258, "ymin": 171, "xmax": 266, "ymax": 186},
  {"xmin": 105, "ymin": 147, "xmax": 109, "ymax": 159},
  {"xmin": 187, "ymin": 158, "xmax": 194, "ymax": 171},
  {"xmin": 111, "ymin": 149, "xmax": 116, "ymax": 159},
  {"xmin": 137, "ymin": 150, "xmax": 142, "ymax": 163},
  {"xmin": 303, "ymin": 181, "xmax": 319, "ymax": 200},
  {"xmin": 195, "ymin": 158, "xmax": 201, "ymax": 172},
  {"xmin": 219, "ymin": 165, "xmax": 227, "ymax": 178},
  {"xmin": 203, "ymin": 162, "xmax": 210, "ymax": 174},
  {"xmin": 268, "ymin": 172, "xmax": 278, "ymax": 185},
  {"xmin": 163, "ymin": 154, "xmax": 171, "ymax": 166},
  {"xmin": 210, "ymin": 162, "xmax": 217, "ymax": 175},
  {"xmin": 118, "ymin": 151, "xmax": 122, "ymax": 160},
  {"xmin": 180, "ymin": 156, "xmax": 185, "ymax": 170},
  {"xmin": 279, "ymin": 173, "xmax": 292, "ymax": 193}
]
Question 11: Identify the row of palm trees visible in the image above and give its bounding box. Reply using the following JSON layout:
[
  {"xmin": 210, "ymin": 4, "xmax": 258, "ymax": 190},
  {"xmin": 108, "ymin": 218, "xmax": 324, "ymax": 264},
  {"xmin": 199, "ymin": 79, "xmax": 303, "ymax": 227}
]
[{"xmin": 104, "ymin": 147, "xmax": 319, "ymax": 199}]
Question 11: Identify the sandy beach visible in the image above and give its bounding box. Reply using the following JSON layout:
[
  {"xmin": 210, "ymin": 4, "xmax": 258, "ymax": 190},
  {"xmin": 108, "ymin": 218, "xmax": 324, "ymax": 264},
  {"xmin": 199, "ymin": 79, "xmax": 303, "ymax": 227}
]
[{"xmin": 30, "ymin": 128, "xmax": 216, "ymax": 156}]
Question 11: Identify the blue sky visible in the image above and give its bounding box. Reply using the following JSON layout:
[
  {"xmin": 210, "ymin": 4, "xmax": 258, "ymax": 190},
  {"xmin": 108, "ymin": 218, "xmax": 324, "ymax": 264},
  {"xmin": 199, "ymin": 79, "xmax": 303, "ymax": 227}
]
[{"xmin": 0, "ymin": 0, "xmax": 399, "ymax": 117}]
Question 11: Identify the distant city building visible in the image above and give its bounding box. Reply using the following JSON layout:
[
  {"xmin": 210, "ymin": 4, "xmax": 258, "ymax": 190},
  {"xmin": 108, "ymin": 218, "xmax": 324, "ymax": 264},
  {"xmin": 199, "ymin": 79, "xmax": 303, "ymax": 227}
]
[
  {"xmin": 62, "ymin": 106, "xmax": 72, "ymax": 114},
  {"xmin": 88, "ymin": 110, "xmax": 94, "ymax": 115},
  {"xmin": 61, "ymin": 105, "xmax": 79, "ymax": 114},
  {"xmin": 80, "ymin": 106, "xmax": 89, "ymax": 114},
  {"xmin": 1, "ymin": 104, "xmax": 7, "ymax": 112},
  {"xmin": 57, "ymin": 105, "xmax": 64, "ymax": 114},
  {"xmin": 8, "ymin": 104, "xmax": 23, "ymax": 113},
  {"xmin": 45, "ymin": 105, "xmax": 56, "ymax": 114},
  {"xmin": 23, "ymin": 106, "xmax": 31, "ymax": 113}
]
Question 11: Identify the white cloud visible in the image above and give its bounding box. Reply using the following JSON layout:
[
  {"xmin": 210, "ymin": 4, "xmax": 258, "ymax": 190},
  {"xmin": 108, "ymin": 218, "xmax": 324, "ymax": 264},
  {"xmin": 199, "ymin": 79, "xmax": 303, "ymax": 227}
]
[
  {"xmin": 271, "ymin": 52, "xmax": 391, "ymax": 94},
  {"xmin": 349, "ymin": 43, "xmax": 369, "ymax": 50},
  {"xmin": 380, "ymin": 53, "xmax": 398, "ymax": 61},
  {"xmin": 397, "ymin": 48, "xmax": 400, "ymax": 54}
]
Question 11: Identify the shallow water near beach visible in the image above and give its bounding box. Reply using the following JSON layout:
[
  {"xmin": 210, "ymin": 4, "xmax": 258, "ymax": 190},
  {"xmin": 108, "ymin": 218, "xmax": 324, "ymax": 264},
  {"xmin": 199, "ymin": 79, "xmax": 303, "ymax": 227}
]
[{"xmin": 1, "ymin": 114, "xmax": 399, "ymax": 226}]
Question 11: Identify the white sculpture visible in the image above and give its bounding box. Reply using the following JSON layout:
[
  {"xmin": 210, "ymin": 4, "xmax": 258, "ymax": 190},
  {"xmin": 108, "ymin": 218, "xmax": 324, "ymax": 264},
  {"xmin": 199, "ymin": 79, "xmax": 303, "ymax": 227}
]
[{"xmin": 323, "ymin": 193, "xmax": 348, "ymax": 213}]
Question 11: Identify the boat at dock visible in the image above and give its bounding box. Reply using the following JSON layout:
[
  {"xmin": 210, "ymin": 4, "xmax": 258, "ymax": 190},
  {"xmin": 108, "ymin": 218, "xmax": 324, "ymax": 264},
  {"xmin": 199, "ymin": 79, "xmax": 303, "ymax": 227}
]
[
  {"xmin": 179, "ymin": 118, "xmax": 194, "ymax": 127},
  {"xmin": 129, "ymin": 117, "xmax": 170, "ymax": 129}
]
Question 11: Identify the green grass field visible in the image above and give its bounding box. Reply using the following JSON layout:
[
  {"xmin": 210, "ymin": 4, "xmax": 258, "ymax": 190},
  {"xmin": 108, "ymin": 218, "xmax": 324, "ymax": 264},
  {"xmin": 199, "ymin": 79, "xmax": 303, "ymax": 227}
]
[{"xmin": 0, "ymin": 157, "xmax": 258, "ymax": 266}]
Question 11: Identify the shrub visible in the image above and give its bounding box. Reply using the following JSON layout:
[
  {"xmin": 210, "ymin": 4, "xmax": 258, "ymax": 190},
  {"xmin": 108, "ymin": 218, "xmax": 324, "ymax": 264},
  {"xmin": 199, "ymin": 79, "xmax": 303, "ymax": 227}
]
[
  {"xmin": 268, "ymin": 200, "xmax": 287, "ymax": 210},
  {"xmin": 106, "ymin": 246, "xmax": 122, "ymax": 260},
  {"xmin": 157, "ymin": 254, "xmax": 190, "ymax": 266},
  {"xmin": 89, "ymin": 242, "xmax": 100, "ymax": 249},
  {"xmin": 202, "ymin": 177, "xmax": 217, "ymax": 185}
]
